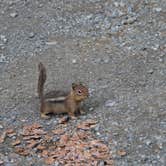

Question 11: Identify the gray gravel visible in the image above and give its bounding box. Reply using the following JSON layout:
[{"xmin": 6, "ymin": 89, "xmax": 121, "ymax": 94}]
[{"xmin": 0, "ymin": 0, "xmax": 166, "ymax": 165}]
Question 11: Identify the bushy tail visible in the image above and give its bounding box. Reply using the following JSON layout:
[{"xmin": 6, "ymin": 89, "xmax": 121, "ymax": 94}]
[{"xmin": 38, "ymin": 62, "xmax": 46, "ymax": 101}]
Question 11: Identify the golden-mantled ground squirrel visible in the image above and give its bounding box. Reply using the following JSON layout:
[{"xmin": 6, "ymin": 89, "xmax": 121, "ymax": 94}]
[{"xmin": 37, "ymin": 62, "xmax": 89, "ymax": 119}]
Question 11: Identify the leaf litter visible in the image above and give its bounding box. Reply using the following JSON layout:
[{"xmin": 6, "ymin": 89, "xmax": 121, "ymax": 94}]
[{"xmin": 1, "ymin": 120, "xmax": 113, "ymax": 165}]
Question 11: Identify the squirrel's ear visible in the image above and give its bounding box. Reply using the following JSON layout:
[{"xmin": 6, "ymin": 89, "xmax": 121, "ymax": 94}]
[{"xmin": 72, "ymin": 83, "xmax": 77, "ymax": 90}]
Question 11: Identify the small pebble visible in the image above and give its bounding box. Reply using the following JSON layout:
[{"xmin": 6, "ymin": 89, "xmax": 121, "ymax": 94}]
[
  {"xmin": 9, "ymin": 1, "xmax": 14, "ymax": 5},
  {"xmin": 0, "ymin": 46, "xmax": 5, "ymax": 50},
  {"xmin": 94, "ymin": 58, "xmax": 101, "ymax": 64},
  {"xmin": 10, "ymin": 159, "xmax": 14, "ymax": 163},
  {"xmin": 52, "ymin": 136, "xmax": 60, "ymax": 142},
  {"xmin": 0, "ymin": 35, "xmax": 8, "ymax": 43},
  {"xmin": 10, "ymin": 12, "xmax": 18, "ymax": 18},
  {"xmin": 145, "ymin": 139, "xmax": 152, "ymax": 146},
  {"xmin": 159, "ymin": 58, "xmax": 163, "ymax": 62},
  {"xmin": 46, "ymin": 41, "xmax": 57, "ymax": 45},
  {"xmin": 3, "ymin": 38, "xmax": 8, "ymax": 44},
  {"xmin": 0, "ymin": 124, "xmax": 3, "ymax": 129},
  {"xmin": 157, "ymin": 143, "xmax": 163, "ymax": 149},
  {"xmin": 152, "ymin": 44, "xmax": 159, "ymax": 50},
  {"xmin": 89, "ymin": 107, "xmax": 94, "ymax": 111},
  {"xmin": 0, "ymin": 160, "xmax": 4, "ymax": 164},
  {"xmin": 84, "ymin": 58, "xmax": 87, "ymax": 62},
  {"xmin": 123, "ymin": 16, "xmax": 137, "ymax": 24},
  {"xmin": 154, "ymin": 7, "xmax": 162, "ymax": 12},
  {"xmin": 96, "ymin": 132, "xmax": 101, "ymax": 136},
  {"xmin": 88, "ymin": 88, "xmax": 95, "ymax": 96},
  {"xmin": 0, "ymin": 54, "xmax": 7, "ymax": 63},
  {"xmin": 105, "ymin": 100, "xmax": 116, "ymax": 107},
  {"xmin": 29, "ymin": 32, "xmax": 35, "ymax": 38},
  {"xmin": 114, "ymin": 2, "xmax": 119, "ymax": 7},
  {"xmin": 0, "ymin": 35, "xmax": 5, "ymax": 39},
  {"xmin": 117, "ymin": 149, "xmax": 127, "ymax": 157},
  {"xmin": 38, "ymin": 3, "xmax": 44, "ymax": 8},
  {"xmin": 54, "ymin": 161, "xmax": 60, "ymax": 166},
  {"xmin": 20, "ymin": 119, "xmax": 27, "ymax": 122},
  {"xmin": 72, "ymin": 59, "xmax": 77, "ymax": 64},
  {"xmin": 103, "ymin": 56, "xmax": 110, "ymax": 63},
  {"xmin": 147, "ymin": 69, "xmax": 154, "ymax": 74},
  {"xmin": 119, "ymin": 2, "xmax": 125, "ymax": 7},
  {"xmin": 98, "ymin": 160, "xmax": 105, "ymax": 166},
  {"xmin": 94, "ymin": 124, "xmax": 100, "ymax": 131}
]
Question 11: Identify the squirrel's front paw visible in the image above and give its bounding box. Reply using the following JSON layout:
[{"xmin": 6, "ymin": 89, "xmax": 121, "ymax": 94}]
[
  {"xmin": 68, "ymin": 112, "xmax": 77, "ymax": 120},
  {"xmin": 41, "ymin": 113, "xmax": 51, "ymax": 119}
]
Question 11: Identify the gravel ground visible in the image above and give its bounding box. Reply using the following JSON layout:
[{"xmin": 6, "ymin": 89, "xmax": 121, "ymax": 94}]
[{"xmin": 0, "ymin": 0, "xmax": 166, "ymax": 165}]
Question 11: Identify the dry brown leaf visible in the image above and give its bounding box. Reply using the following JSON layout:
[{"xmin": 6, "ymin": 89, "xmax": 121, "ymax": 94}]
[
  {"xmin": 83, "ymin": 151, "xmax": 91, "ymax": 159},
  {"xmin": 117, "ymin": 149, "xmax": 127, "ymax": 156},
  {"xmin": 77, "ymin": 119, "xmax": 97, "ymax": 130},
  {"xmin": 70, "ymin": 132, "xmax": 79, "ymax": 141},
  {"xmin": 44, "ymin": 157, "xmax": 55, "ymax": 165},
  {"xmin": 59, "ymin": 149, "xmax": 68, "ymax": 158},
  {"xmin": 24, "ymin": 123, "xmax": 41, "ymax": 130},
  {"xmin": 59, "ymin": 134, "xmax": 69, "ymax": 145},
  {"xmin": 0, "ymin": 131, "xmax": 6, "ymax": 143},
  {"xmin": 90, "ymin": 140, "xmax": 109, "ymax": 152},
  {"xmin": 22, "ymin": 123, "xmax": 43, "ymax": 136},
  {"xmin": 49, "ymin": 145, "xmax": 57, "ymax": 151},
  {"xmin": 6, "ymin": 129, "xmax": 14, "ymax": 134},
  {"xmin": 6, "ymin": 129, "xmax": 16, "ymax": 137},
  {"xmin": 92, "ymin": 151, "xmax": 109, "ymax": 159},
  {"xmin": 44, "ymin": 134, "xmax": 53, "ymax": 142},
  {"xmin": 23, "ymin": 135, "xmax": 41, "ymax": 140},
  {"xmin": 26, "ymin": 139, "xmax": 39, "ymax": 149},
  {"xmin": 77, "ymin": 124, "xmax": 91, "ymax": 130},
  {"xmin": 52, "ymin": 129, "xmax": 65, "ymax": 135},
  {"xmin": 11, "ymin": 139, "xmax": 21, "ymax": 146},
  {"xmin": 32, "ymin": 123, "xmax": 41, "ymax": 128},
  {"xmin": 23, "ymin": 129, "xmax": 45, "ymax": 136},
  {"xmin": 5, "ymin": 120, "xmax": 112, "ymax": 165},
  {"xmin": 76, "ymin": 130, "xmax": 90, "ymax": 140},
  {"xmin": 15, "ymin": 147, "xmax": 30, "ymax": 156},
  {"xmin": 84, "ymin": 119, "xmax": 98, "ymax": 125},
  {"xmin": 36, "ymin": 145, "xmax": 46, "ymax": 151},
  {"xmin": 49, "ymin": 150, "xmax": 58, "ymax": 156},
  {"xmin": 41, "ymin": 150, "xmax": 49, "ymax": 157},
  {"xmin": 33, "ymin": 129, "xmax": 46, "ymax": 135},
  {"xmin": 58, "ymin": 116, "xmax": 69, "ymax": 124},
  {"xmin": 76, "ymin": 153, "xmax": 86, "ymax": 161},
  {"xmin": 8, "ymin": 133, "xmax": 17, "ymax": 137}
]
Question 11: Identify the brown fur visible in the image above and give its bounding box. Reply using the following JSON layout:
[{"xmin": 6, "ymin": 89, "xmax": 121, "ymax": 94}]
[{"xmin": 37, "ymin": 62, "xmax": 89, "ymax": 119}]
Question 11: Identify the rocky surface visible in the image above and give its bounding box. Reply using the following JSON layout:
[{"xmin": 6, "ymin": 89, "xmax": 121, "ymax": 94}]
[{"xmin": 0, "ymin": 0, "xmax": 166, "ymax": 165}]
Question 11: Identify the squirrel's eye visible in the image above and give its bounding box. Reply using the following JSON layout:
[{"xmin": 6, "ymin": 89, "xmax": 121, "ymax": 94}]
[{"xmin": 78, "ymin": 90, "xmax": 82, "ymax": 94}]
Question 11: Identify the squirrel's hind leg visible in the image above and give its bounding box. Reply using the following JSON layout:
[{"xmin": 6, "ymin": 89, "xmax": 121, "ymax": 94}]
[{"xmin": 40, "ymin": 103, "xmax": 51, "ymax": 119}]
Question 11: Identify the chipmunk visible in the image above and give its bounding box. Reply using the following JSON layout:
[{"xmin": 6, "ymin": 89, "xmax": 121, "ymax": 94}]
[{"xmin": 37, "ymin": 62, "xmax": 89, "ymax": 119}]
